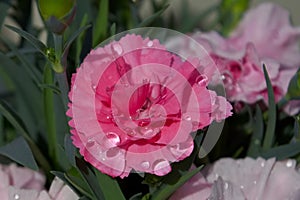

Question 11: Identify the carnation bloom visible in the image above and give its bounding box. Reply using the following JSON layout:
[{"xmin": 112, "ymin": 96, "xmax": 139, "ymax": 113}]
[
  {"xmin": 67, "ymin": 34, "xmax": 232, "ymax": 178},
  {"xmin": 191, "ymin": 3, "xmax": 300, "ymax": 114},
  {"xmin": 0, "ymin": 163, "xmax": 78, "ymax": 200},
  {"xmin": 170, "ymin": 157, "xmax": 300, "ymax": 200}
]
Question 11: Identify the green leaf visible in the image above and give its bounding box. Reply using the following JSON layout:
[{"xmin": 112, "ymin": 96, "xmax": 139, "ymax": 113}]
[
  {"xmin": 38, "ymin": 84, "xmax": 61, "ymax": 94},
  {"xmin": 5, "ymin": 25, "xmax": 48, "ymax": 56},
  {"xmin": 0, "ymin": 36, "xmax": 42, "ymax": 87},
  {"xmin": 64, "ymin": 168, "xmax": 95, "ymax": 199},
  {"xmin": 95, "ymin": 170, "xmax": 126, "ymax": 200},
  {"xmin": 261, "ymin": 141, "xmax": 300, "ymax": 160},
  {"xmin": 262, "ymin": 64, "xmax": 276, "ymax": 150},
  {"xmin": 0, "ymin": 2, "xmax": 10, "ymax": 28},
  {"xmin": 151, "ymin": 165, "xmax": 203, "ymax": 200},
  {"xmin": 247, "ymin": 105, "xmax": 264, "ymax": 157},
  {"xmin": 76, "ymin": 157, "xmax": 106, "ymax": 200},
  {"xmin": 219, "ymin": 0, "xmax": 250, "ymax": 35},
  {"xmin": 93, "ymin": 0, "xmax": 109, "ymax": 47},
  {"xmin": 286, "ymin": 68, "xmax": 300, "ymax": 100},
  {"xmin": 0, "ymin": 137, "xmax": 38, "ymax": 170},
  {"xmin": 62, "ymin": 23, "xmax": 92, "ymax": 60},
  {"xmin": 137, "ymin": 4, "xmax": 169, "ymax": 27},
  {"xmin": 0, "ymin": 100, "xmax": 50, "ymax": 172},
  {"xmin": 64, "ymin": 134, "xmax": 76, "ymax": 166}
]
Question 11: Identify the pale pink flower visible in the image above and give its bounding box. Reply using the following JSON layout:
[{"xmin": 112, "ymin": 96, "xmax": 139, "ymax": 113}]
[
  {"xmin": 0, "ymin": 163, "xmax": 78, "ymax": 200},
  {"xmin": 191, "ymin": 3, "xmax": 300, "ymax": 114},
  {"xmin": 170, "ymin": 157, "xmax": 300, "ymax": 200},
  {"xmin": 67, "ymin": 34, "xmax": 232, "ymax": 178}
]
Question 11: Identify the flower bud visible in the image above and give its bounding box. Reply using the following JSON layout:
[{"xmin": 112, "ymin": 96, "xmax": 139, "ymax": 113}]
[{"xmin": 38, "ymin": 0, "xmax": 76, "ymax": 34}]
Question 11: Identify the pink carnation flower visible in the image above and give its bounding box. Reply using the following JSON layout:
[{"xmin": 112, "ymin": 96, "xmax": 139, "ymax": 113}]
[
  {"xmin": 192, "ymin": 3, "xmax": 300, "ymax": 114},
  {"xmin": 67, "ymin": 34, "xmax": 232, "ymax": 178},
  {"xmin": 0, "ymin": 163, "xmax": 78, "ymax": 200},
  {"xmin": 170, "ymin": 157, "xmax": 300, "ymax": 200}
]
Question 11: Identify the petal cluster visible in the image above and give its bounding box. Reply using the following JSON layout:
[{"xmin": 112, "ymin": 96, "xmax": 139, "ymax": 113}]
[
  {"xmin": 191, "ymin": 3, "xmax": 300, "ymax": 114},
  {"xmin": 0, "ymin": 163, "xmax": 78, "ymax": 200},
  {"xmin": 171, "ymin": 157, "xmax": 300, "ymax": 200},
  {"xmin": 67, "ymin": 34, "xmax": 232, "ymax": 178}
]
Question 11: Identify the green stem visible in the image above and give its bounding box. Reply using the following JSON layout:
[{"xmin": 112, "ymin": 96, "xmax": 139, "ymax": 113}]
[{"xmin": 43, "ymin": 64, "xmax": 58, "ymax": 167}]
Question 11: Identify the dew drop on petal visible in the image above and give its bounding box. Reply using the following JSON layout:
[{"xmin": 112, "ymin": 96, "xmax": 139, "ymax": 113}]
[
  {"xmin": 14, "ymin": 194, "xmax": 20, "ymax": 200},
  {"xmin": 183, "ymin": 114, "xmax": 192, "ymax": 121},
  {"xmin": 253, "ymin": 181, "xmax": 257, "ymax": 185},
  {"xmin": 86, "ymin": 139, "xmax": 95, "ymax": 147},
  {"xmin": 240, "ymin": 185, "xmax": 244, "ymax": 189},
  {"xmin": 221, "ymin": 71, "xmax": 233, "ymax": 85},
  {"xmin": 147, "ymin": 41, "xmax": 153, "ymax": 47},
  {"xmin": 153, "ymin": 160, "xmax": 170, "ymax": 176},
  {"xmin": 141, "ymin": 161, "xmax": 150, "ymax": 169},
  {"xmin": 112, "ymin": 43, "xmax": 123, "ymax": 55},
  {"xmin": 140, "ymin": 127, "xmax": 154, "ymax": 136},
  {"xmin": 196, "ymin": 75, "xmax": 208, "ymax": 87},
  {"xmin": 224, "ymin": 182, "xmax": 229, "ymax": 190},
  {"xmin": 106, "ymin": 147, "xmax": 121, "ymax": 158},
  {"xmin": 261, "ymin": 162, "xmax": 265, "ymax": 167},
  {"xmin": 106, "ymin": 132, "xmax": 121, "ymax": 147},
  {"xmin": 286, "ymin": 159, "xmax": 294, "ymax": 168}
]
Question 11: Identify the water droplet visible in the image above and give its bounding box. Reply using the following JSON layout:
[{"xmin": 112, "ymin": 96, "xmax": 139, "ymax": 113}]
[
  {"xmin": 140, "ymin": 127, "xmax": 154, "ymax": 136},
  {"xmin": 261, "ymin": 162, "xmax": 265, "ymax": 167},
  {"xmin": 112, "ymin": 43, "xmax": 123, "ymax": 55},
  {"xmin": 183, "ymin": 114, "xmax": 192, "ymax": 121},
  {"xmin": 253, "ymin": 181, "xmax": 257, "ymax": 185},
  {"xmin": 106, "ymin": 115, "xmax": 111, "ymax": 120},
  {"xmin": 221, "ymin": 71, "xmax": 233, "ymax": 85},
  {"xmin": 153, "ymin": 160, "xmax": 169, "ymax": 174},
  {"xmin": 147, "ymin": 41, "xmax": 153, "ymax": 47},
  {"xmin": 106, "ymin": 147, "xmax": 120, "ymax": 158},
  {"xmin": 143, "ymin": 78, "xmax": 149, "ymax": 84},
  {"xmin": 286, "ymin": 159, "xmax": 294, "ymax": 168},
  {"xmin": 106, "ymin": 132, "xmax": 121, "ymax": 147},
  {"xmin": 240, "ymin": 185, "xmax": 244, "ymax": 189},
  {"xmin": 86, "ymin": 139, "xmax": 95, "ymax": 147},
  {"xmin": 14, "ymin": 194, "xmax": 20, "ymax": 200},
  {"xmin": 215, "ymin": 173, "xmax": 219, "ymax": 178},
  {"xmin": 224, "ymin": 182, "xmax": 229, "ymax": 190},
  {"xmin": 196, "ymin": 75, "xmax": 208, "ymax": 87},
  {"xmin": 141, "ymin": 161, "xmax": 150, "ymax": 169}
]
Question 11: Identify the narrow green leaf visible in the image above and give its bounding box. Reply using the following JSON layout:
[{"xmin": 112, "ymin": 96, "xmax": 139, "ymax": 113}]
[
  {"xmin": 110, "ymin": 23, "xmax": 116, "ymax": 36},
  {"xmin": 219, "ymin": 0, "xmax": 250, "ymax": 35},
  {"xmin": 62, "ymin": 23, "xmax": 92, "ymax": 59},
  {"xmin": 262, "ymin": 64, "xmax": 276, "ymax": 150},
  {"xmin": 0, "ymin": 2, "xmax": 10, "ymax": 28},
  {"xmin": 0, "ymin": 137, "xmax": 38, "ymax": 170},
  {"xmin": 137, "ymin": 4, "xmax": 169, "ymax": 27},
  {"xmin": 76, "ymin": 157, "xmax": 106, "ymax": 200},
  {"xmin": 5, "ymin": 25, "xmax": 48, "ymax": 56},
  {"xmin": 0, "ymin": 36, "xmax": 42, "ymax": 87},
  {"xmin": 64, "ymin": 134, "xmax": 76, "ymax": 166},
  {"xmin": 75, "ymin": 14, "xmax": 89, "ymax": 66},
  {"xmin": 64, "ymin": 170, "xmax": 94, "ymax": 199},
  {"xmin": 151, "ymin": 165, "xmax": 203, "ymax": 200},
  {"xmin": 93, "ymin": 0, "xmax": 109, "ymax": 47},
  {"xmin": 286, "ymin": 68, "xmax": 300, "ymax": 100},
  {"xmin": 38, "ymin": 84, "xmax": 61, "ymax": 94},
  {"xmin": 0, "ymin": 100, "xmax": 51, "ymax": 172},
  {"xmin": 261, "ymin": 142, "xmax": 300, "ymax": 160},
  {"xmin": 247, "ymin": 105, "xmax": 264, "ymax": 157},
  {"xmin": 95, "ymin": 170, "xmax": 126, "ymax": 200}
]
